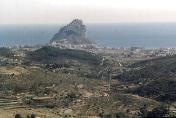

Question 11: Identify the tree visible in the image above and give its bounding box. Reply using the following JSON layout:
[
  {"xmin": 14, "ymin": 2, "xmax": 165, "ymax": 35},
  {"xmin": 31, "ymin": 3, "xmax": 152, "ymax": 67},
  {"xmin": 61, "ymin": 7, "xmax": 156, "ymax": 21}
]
[
  {"xmin": 31, "ymin": 114, "xmax": 36, "ymax": 118},
  {"xmin": 139, "ymin": 103, "xmax": 148, "ymax": 117},
  {"xmin": 26, "ymin": 115, "xmax": 30, "ymax": 118},
  {"xmin": 146, "ymin": 105, "xmax": 169, "ymax": 117},
  {"xmin": 15, "ymin": 114, "xmax": 22, "ymax": 118}
]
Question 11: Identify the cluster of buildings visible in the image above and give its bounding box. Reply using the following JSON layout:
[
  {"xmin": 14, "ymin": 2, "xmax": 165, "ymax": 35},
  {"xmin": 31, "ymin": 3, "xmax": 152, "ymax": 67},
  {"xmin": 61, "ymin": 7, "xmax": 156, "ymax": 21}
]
[
  {"xmin": 50, "ymin": 40, "xmax": 98, "ymax": 50},
  {"xmin": 93, "ymin": 47, "xmax": 176, "ymax": 59}
]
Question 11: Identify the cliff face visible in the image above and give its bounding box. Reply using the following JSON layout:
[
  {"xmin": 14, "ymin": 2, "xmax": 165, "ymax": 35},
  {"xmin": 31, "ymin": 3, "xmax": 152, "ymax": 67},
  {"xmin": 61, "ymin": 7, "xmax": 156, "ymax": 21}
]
[{"xmin": 50, "ymin": 19, "xmax": 93, "ymax": 45}]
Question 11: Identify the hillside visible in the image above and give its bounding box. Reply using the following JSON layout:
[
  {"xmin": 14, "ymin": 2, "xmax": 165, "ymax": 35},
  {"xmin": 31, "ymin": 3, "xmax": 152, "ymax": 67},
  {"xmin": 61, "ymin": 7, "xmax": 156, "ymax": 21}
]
[
  {"xmin": 26, "ymin": 46, "xmax": 101, "ymax": 65},
  {"xmin": 1, "ymin": 47, "xmax": 175, "ymax": 117},
  {"xmin": 131, "ymin": 77, "xmax": 176, "ymax": 102},
  {"xmin": 0, "ymin": 48, "xmax": 13, "ymax": 58},
  {"xmin": 116, "ymin": 55, "xmax": 176, "ymax": 102},
  {"xmin": 117, "ymin": 55, "xmax": 176, "ymax": 83}
]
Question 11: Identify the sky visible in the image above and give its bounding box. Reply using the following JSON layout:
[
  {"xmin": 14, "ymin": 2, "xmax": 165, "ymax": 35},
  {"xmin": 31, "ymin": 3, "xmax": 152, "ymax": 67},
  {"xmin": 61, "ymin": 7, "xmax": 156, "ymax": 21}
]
[{"xmin": 1, "ymin": 0, "xmax": 176, "ymax": 24}]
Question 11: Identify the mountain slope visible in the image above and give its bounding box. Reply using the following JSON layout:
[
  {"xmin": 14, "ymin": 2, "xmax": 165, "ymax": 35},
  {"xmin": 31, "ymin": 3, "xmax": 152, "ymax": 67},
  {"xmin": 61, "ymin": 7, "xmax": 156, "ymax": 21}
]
[
  {"xmin": 26, "ymin": 46, "xmax": 101, "ymax": 65},
  {"xmin": 50, "ymin": 19, "xmax": 93, "ymax": 45},
  {"xmin": 118, "ymin": 55, "xmax": 176, "ymax": 83},
  {"xmin": 116, "ymin": 55, "xmax": 176, "ymax": 102}
]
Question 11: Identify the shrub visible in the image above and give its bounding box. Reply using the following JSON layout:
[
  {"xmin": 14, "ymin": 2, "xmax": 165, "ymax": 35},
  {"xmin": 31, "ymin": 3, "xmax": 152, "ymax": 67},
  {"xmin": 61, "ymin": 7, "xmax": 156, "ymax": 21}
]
[
  {"xmin": 15, "ymin": 114, "xmax": 22, "ymax": 118},
  {"xmin": 26, "ymin": 115, "xmax": 30, "ymax": 118},
  {"xmin": 31, "ymin": 114, "xmax": 36, "ymax": 118},
  {"xmin": 146, "ymin": 105, "xmax": 169, "ymax": 117}
]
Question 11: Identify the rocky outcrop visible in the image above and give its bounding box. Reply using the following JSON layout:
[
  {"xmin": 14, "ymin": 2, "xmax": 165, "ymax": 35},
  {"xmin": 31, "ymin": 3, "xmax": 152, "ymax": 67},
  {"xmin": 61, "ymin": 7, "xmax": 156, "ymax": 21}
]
[{"xmin": 50, "ymin": 19, "xmax": 93, "ymax": 45}]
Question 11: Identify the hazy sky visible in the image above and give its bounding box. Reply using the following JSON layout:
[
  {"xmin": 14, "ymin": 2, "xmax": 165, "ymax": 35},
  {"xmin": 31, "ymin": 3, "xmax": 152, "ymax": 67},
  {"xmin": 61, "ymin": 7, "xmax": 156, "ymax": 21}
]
[{"xmin": 1, "ymin": 0, "xmax": 176, "ymax": 24}]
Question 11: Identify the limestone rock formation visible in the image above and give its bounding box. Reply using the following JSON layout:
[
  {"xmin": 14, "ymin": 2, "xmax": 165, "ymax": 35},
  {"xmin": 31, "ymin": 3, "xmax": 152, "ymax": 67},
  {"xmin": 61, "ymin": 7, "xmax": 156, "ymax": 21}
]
[{"xmin": 50, "ymin": 19, "xmax": 93, "ymax": 45}]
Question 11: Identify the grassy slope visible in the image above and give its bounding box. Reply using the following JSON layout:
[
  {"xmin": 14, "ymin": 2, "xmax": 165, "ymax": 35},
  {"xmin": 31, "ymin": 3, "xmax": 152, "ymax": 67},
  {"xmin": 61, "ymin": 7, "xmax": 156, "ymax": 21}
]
[
  {"xmin": 118, "ymin": 55, "xmax": 176, "ymax": 83},
  {"xmin": 27, "ymin": 46, "xmax": 101, "ymax": 65},
  {"xmin": 0, "ymin": 48, "xmax": 14, "ymax": 58},
  {"xmin": 117, "ymin": 55, "xmax": 176, "ymax": 102},
  {"xmin": 131, "ymin": 78, "xmax": 176, "ymax": 102}
]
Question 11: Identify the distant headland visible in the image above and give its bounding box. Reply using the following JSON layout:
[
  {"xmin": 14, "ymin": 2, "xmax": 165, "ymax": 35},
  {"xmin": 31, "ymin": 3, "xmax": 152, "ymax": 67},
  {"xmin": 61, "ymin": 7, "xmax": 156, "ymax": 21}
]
[{"xmin": 49, "ymin": 19, "xmax": 97, "ymax": 49}]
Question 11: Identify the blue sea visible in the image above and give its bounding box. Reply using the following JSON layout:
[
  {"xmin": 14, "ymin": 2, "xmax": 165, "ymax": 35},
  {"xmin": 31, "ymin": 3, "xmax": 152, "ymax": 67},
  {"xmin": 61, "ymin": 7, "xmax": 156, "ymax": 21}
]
[{"xmin": 1, "ymin": 23, "xmax": 176, "ymax": 48}]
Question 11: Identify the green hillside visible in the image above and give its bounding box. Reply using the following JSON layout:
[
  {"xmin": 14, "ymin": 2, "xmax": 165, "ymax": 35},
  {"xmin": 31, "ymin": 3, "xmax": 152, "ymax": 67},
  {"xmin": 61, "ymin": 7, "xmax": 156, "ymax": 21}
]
[
  {"xmin": 0, "ymin": 48, "xmax": 14, "ymax": 58},
  {"xmin": 27, "ymin": 46, "xmax": 102, "ymax": 65},
  {"xmin": 117, "ymin": 55, "xmax": 176, "ymax": 102},
  {"xmin": 118, "ymin": 55, "xmax": 176, "ymax": 83},
  {"xmin": 131, "ymin": 77, "xmax": 176, "ymax": 102}
]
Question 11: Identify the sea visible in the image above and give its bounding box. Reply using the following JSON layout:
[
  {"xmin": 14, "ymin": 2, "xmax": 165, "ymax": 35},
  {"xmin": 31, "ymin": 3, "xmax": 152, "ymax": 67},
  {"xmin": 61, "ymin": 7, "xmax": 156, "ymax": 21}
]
[{"xmin": 1, "ymin": 23, "xmax": 176, "ymax": 48}]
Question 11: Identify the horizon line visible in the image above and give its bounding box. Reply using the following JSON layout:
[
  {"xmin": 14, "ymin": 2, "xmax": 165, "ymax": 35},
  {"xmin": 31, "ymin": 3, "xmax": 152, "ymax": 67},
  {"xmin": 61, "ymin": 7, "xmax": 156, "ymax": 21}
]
[{"xmin": 1, "ymin": 21, "xmax": 176, "ymax": 25}]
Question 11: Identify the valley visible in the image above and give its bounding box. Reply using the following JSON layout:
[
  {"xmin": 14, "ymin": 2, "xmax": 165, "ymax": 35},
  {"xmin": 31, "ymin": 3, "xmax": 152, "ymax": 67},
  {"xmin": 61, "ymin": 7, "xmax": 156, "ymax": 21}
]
[{"xmin": 0, "ymin": 46, "xmax": 176, "ymax": 118}]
